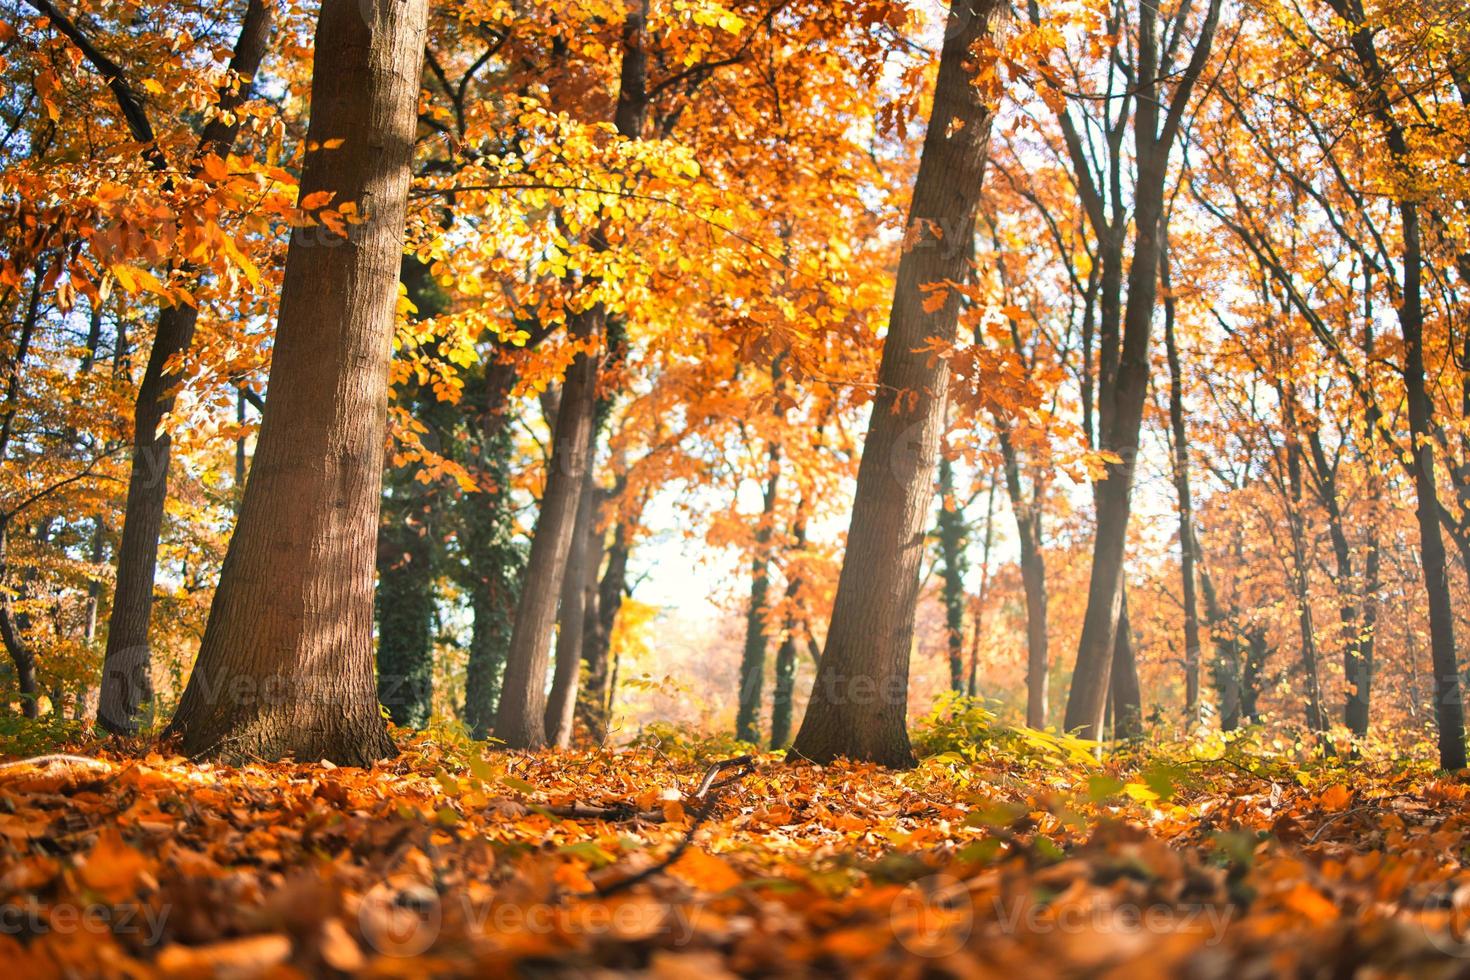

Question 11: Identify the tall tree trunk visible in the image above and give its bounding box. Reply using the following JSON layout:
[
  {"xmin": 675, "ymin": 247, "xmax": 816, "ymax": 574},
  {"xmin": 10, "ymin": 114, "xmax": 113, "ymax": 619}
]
[
  {"xmin": 935, "ymin": 446, "xmax": 968, "ymax": 694},
  {"xmin": 998, "ymin": 424, "xmax": 1048, "ymax": 728},
  {"xmin": 96, "ymin": 0, "xmax": 273, "ymax": 735},
  {"xmin": 968, "ymin": 474, "xmax": 997, "ymax": 700},
  {"xmin": 577, "ymin": 511, "xmax": 630, "ymax": 740},
  {"xmin": 544, "ymin": 466, "xmax": 597, "ymax": 747},
  {"xmin": 1323, "ymin": 0, "xmax": 1464, "ymax": 770},
  {"xmin": 165, "ymin": 0, "xmax": 428, "ymax": 764},
  {"xmin": 1064, "ymin": 0, "xmax": 1220, "ymax": 738},
  {"xmin": 736, "ymin": 443, "xmax": 780, "ymax": 743},
  {"xmin": 792, "ymin": 0, "xmax": 1003, "ymax": 768},
  {"xmin": 462, "ymin": 360, "xmax": 524, "ymax": 739},
  {"xmin": 1162, "ymin": 235, "xmax": 1201, "ymax": 724},
  {"xmin": 494, "ymin": 310, "xmax": 600, "ymax": 750},
  {"xmin": 374, "ymin": 258, "xmax": 448, "ymax": 729},
  {"xmin": 493, "ymin": 0, "xmax": 647, "ymax": 751}
]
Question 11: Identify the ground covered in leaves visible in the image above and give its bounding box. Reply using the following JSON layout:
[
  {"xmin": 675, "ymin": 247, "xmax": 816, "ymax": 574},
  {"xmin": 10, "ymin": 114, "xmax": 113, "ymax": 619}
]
[{"xmin": 4, "ymin": 718, "xmax": 1470, "ymax": 977}]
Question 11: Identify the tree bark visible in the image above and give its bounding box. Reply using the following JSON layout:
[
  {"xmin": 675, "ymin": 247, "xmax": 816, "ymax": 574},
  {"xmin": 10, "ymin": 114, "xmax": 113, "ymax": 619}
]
[
  {"xmin": 165, "ymin": 0, "xmax": 428, "ymax": 764},
  {"xmin": 544, "ymin": 466, "xmax": 597, "ymax": 747},
  {"xmin": 97, "ymin": 0, "xmax": 274, "ymax": 735},
  {"xmin": 494, "ymin": 311, "xmax": 601, "ymax": 750},
  {"xmin": 792, "ymin": 0, "xmax": 1003, "ymax": 769}
]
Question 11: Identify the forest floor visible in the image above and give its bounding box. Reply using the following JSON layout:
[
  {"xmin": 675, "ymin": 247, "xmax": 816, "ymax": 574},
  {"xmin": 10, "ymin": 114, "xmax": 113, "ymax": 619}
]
[{"xmin": 2, "ymin": 717, "xmax": 1470, "ymax": 978}]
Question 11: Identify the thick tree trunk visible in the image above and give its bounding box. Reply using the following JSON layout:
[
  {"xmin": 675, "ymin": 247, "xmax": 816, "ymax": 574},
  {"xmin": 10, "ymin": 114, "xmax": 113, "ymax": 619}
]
[
  {"xmin": 544, "ymin": 466, "xmax": 597, "ymax": 747},
  {"xmin": 736, "ymin": 445, "xmax": 780, "ymax": 743},
  {"xmin": 165, "ymin": 0, "xmax": 427, "ymax": 764},
  {"xmin": 792, "ymin": 0, "xmax": 1002, "ymax": 769},
  {"xmin": 96, "ymin": 0, "xmax": 273, "ymax": 735},
  {"xmin": 495, "ymin": 311, "xmax": 601, "ymax": 750}
]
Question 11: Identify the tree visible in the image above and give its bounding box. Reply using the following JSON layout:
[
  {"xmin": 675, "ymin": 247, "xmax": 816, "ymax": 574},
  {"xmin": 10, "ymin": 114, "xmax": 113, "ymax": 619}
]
[
  {"xmin": 166, "ymin": 0, "xmax": 430, "ymax": 763},
  {"xmin": 493, "ymin": 0, "xmax": 650, "ymax": 751},
  {"xmin": 1062, "ymin": 0, "xmax": 1221, "ymax": 739},
  {"xmin": 78, "ymin": 0, "xmax": 273, "ymax": 735},
  {"xmin": 792, "ymin": 0, "xmax": 1006, "ymax": 768}
]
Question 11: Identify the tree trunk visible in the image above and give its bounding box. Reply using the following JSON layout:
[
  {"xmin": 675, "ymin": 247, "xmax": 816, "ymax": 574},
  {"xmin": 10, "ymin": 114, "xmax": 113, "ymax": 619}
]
[
  {"xmin": 544, "ymin": 466, "xmax": 597, "ymax": 747},
  {"xmin": 1110, "ymin": 590, "xmax": 1143, "ymax": 739},
  {"xmin": 1063, "ymin": 0, "xmax": 1220, "ymax": 739},
  {"xmin": 96, "ymin": 0, "xmax": 273, "ymax": 735},
  {"xmin": 165, "ymin": 0, "xmax": 428, "ymax": 764},
  {"xmin": 935, "ymin": 447, "xmax": 968, "ymax": 694},
  {"xmin": 998, "ymin": 424, "xmax": 1048, "ymax": 728},
  {"xmin": 736, "ymin": 445, "xmax": 780, "ymax": 743},
  {"xmin": 1324, "ymin": 0, "xmax": 1464, "ymax": 770},
  {"xmin": 578, "ymin": 513, "xmax": 630, "ymax": 740},
  {"xmin": 1162, "ymin": 236, "xmax": 1201, "ymax": 724},
  {"xmin": 493, "ymin": 0, "xmax": 646, "ymax": 751},
  {"xmin": 462, "ymin": 360, "xmax": 524, "ymax": 739},
  {"xmin": 792, "ymin": 0, "xmax": 1003, "ymax": 769},
  {"xmin": 494, "ymin": 310, "xmax": 600, "ymax": 750}
]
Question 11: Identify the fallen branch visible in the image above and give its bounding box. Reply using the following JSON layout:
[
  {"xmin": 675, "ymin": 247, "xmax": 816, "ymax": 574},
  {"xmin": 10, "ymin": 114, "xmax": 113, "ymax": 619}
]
[{"xmin": 594, "ymin": 754, "xmax": 756, "ymax": 896}]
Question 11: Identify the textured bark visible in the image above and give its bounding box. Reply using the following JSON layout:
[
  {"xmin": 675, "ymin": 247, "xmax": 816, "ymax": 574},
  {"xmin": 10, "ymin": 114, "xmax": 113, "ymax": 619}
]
[
  {"xmin": 792, "ymin": 0, "xmax": 1002, "ymax": 769},
  {"xmin": 544, "ymin": 466, "xmax": 597, "ymax": 747},
  {"xmin": 97, "ymin": 0, "xmax": 274, "ymax": 735},
  {"xmin": 165, "ymin": 0, "xmax": 428, "ymax": 764},
  {"xmin": 1064, "ymin": 0, "xmax": 1221, "ymax": 738},
  {"xmin": 494, "ymin": 310, "xmax": 600, "ymax": 750}
]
